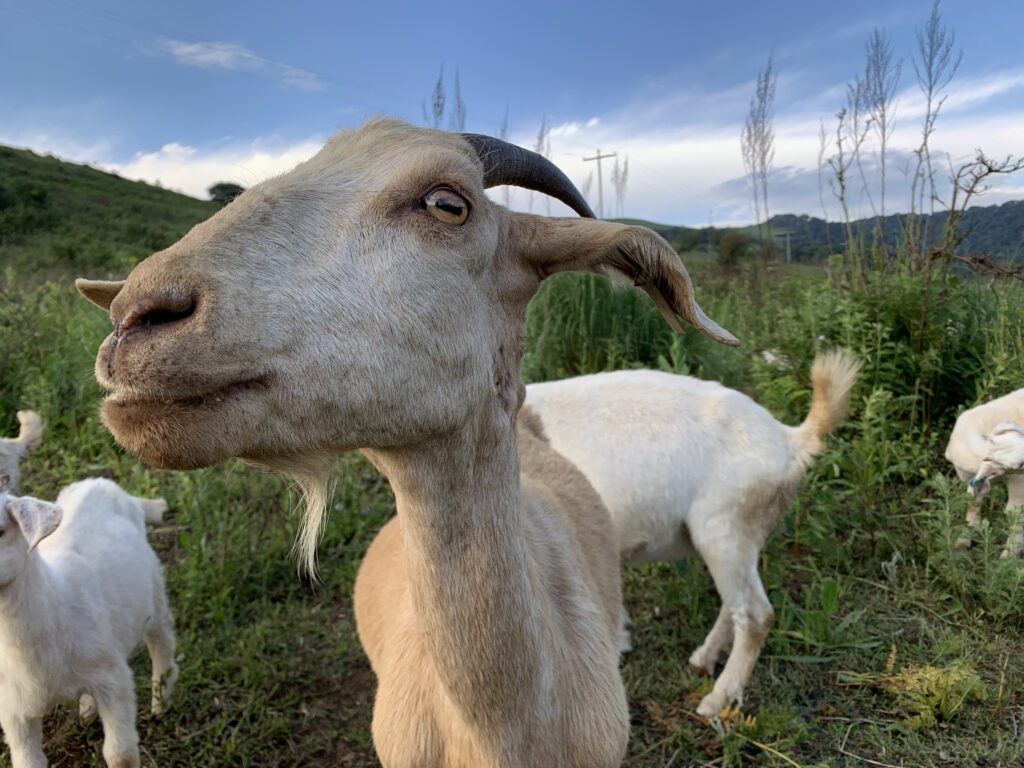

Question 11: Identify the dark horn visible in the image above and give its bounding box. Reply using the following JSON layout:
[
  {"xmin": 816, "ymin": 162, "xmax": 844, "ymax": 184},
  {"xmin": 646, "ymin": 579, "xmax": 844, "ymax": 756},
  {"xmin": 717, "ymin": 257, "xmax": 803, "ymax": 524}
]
[{"xmin": 461, "ymin": 133, "xmax": 595, "ymax": 219}]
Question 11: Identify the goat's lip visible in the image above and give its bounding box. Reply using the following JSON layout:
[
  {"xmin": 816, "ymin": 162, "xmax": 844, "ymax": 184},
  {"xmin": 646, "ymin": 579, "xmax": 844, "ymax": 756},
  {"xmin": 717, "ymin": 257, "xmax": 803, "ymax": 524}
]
[{"xmin": 104, "ymin": 376, "xmax": 270, "ymax": 412}]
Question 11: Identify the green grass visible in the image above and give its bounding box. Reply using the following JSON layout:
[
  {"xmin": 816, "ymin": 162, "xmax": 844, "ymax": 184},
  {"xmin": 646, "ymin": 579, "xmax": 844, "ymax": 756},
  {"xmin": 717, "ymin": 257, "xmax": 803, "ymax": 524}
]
[{"xmin": 2, "ymin": 152, "xmax": 1023, "ymax": 766}]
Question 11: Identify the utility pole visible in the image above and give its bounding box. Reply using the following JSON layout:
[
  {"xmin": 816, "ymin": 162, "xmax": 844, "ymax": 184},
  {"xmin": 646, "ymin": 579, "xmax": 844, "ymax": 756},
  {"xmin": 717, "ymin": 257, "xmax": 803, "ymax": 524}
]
[{"xmin": 583, "ymin": 149, "xmax": 617, "ymax": 219}]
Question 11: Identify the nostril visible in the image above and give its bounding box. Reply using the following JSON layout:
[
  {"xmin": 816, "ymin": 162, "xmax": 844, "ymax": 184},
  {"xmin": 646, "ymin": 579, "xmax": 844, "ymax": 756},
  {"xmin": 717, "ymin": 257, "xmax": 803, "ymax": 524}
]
[{"xmin": 118, "ymin": 295, "xmax": 197, "ymax": 335}]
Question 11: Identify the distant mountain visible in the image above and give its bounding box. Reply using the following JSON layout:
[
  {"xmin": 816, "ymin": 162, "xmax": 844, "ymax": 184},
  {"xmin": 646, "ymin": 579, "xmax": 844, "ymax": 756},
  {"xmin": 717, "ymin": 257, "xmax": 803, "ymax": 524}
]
[
  {"xmin": 619, "ymin": 201, "xmax": 1024, "ymax": 262},
  {"xmin": 749, "ymin": 202, "xmax": 1024, "ymax": 262}
]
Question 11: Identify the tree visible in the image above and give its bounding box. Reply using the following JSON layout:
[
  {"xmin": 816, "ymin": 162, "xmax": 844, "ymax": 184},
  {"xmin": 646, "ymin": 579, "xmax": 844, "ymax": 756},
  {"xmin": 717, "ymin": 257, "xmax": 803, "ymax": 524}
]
[
  {"xmin": 907, "ymin": 0, "xmax": 962, "ymax": 269},
  {"xmin": 611, "ymin": 155, "xmax": 629, "ymax": 217},
  {"xmin": 208, "ymin": 182, "xmax": 244, "ymax": 205},
  {"xmin": 531, "ymin": 115, "xmax": 550, "ymax": 214},
  {"xmin": 499, "ymin": 105, "xmax": 510, "ymax": 208},
  {"xmin": 741, "ymin": 53, "xmax": 777, "ymax": 261},
  {"xmin": 430, "ymin": 64, "xmax": 446, "ymax": 129},
  {"xmin": 862, "ymin": 27, "xmax": 902, "ymax": 251},
  {"xmin": 448, "ymin": 69, "xmax": 466, "ymax": 131}
]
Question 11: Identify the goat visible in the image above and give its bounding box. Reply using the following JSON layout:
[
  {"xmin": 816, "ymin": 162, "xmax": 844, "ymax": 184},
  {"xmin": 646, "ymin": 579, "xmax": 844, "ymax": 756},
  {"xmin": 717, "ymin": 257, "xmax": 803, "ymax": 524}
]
[
  {"xmin": 0, "ymin": 412, "xmax": 43, "ymax": 493},
  {"xmin": 0, "ymin": 478, "xmax": 177, "ymax": 768},
  {"xmin": 945, "ymin": 388, "xmax": 1024, "ymax": 557},
  {"xmin": 525, "ymin": 350, "xmax": 861, "ymax": 718},
  {"xmin": 75, "ymin": 118, "xmax": 737, "ymax": 766}
]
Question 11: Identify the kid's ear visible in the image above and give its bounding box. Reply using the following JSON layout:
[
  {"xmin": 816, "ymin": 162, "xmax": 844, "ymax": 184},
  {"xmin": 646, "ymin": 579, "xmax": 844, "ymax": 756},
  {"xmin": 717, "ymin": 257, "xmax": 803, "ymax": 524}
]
[
  {"xmin": 511, "ymin": 214, "xmax": 738, "ymax": 346},
  {"xmin": 5, "ymin": 496, "xmax": 62, "ymax": 551},
  {"xmin": 75, "ymin": 278, "xmax": 125, "ymax": 311}
]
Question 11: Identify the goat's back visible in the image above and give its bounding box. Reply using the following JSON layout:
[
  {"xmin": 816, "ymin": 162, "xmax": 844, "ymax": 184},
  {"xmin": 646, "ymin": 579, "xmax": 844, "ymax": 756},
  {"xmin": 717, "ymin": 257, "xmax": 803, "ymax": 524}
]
[
  {"xmin": 39, "ymin": 478, "xmax": 163, "ymax": 657},
  {"xmin": 525, "ymin": 370, "xmax": 800, "ymax": 560}
]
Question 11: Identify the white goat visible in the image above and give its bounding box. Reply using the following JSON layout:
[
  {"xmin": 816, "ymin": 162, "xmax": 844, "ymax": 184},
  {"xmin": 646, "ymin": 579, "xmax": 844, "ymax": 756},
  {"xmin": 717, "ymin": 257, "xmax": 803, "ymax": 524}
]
[
  {"xmin": 944, "ymin": 388, "xmax": 1024, "ymax": 558},
  {"xmin": 970, "ymin": 422, "xmax": 1024, "ymax": 495},
  {"xmin": 525, "ymin": 350, "xmax": 861, "ymax": 718},
  {"xmin": 0, "ymin": 412, "xmax": 44, "ymax": 493},
  {"xmin": 0, "ymin": 478, "xmax": 178, "ymax": 768}
]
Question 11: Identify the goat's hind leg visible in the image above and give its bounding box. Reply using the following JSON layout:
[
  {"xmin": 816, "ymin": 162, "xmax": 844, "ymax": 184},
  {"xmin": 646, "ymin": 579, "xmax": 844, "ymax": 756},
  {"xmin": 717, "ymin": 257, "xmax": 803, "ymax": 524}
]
[
  {"xmin": 79, "ymin": 693, "xmax": 98, "ymax": 724},
  {"xmin": 0, "ymin": 711, "xmax": 47, "ymax": 768},
  {"xmin": 690, "ymin": 534, "xmax": 773, "ymax": 719},
  {"xmin": 688, "ymin": 605, "xmax": 733, "ymax": 676},
  {"xmin": 145, "ymin": 587, "xmax": 179, "ymax": 716},
  {"xmin": 92, "ymin": 661, "xmax": 141, "ymax": 768}
]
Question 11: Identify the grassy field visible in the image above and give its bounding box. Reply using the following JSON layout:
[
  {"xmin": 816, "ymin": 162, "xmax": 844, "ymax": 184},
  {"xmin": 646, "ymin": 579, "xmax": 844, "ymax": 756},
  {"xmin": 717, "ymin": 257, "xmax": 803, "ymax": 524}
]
[{"xmin": 2, "ymin": 150, "xmax": 1023, "ymax": 767}]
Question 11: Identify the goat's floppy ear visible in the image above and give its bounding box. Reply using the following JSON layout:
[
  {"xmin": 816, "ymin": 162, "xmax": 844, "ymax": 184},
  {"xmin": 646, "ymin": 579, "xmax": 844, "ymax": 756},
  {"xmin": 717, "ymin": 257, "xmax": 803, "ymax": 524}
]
[
  {"xmin": 5, "ymin": 496, "xmax": 62, "ymax": 551},
  {"xmin": 75, "ymin": 278, "xmax": 125, "ymax": 311},
  {"xmin": 512, "ymin": 215, "xmax": 738, "ymax": 345}
]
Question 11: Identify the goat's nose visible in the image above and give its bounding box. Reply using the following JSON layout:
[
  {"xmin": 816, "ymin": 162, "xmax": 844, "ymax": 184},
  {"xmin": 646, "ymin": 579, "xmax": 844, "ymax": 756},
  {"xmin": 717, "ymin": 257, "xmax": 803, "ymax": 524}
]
[{"xmin": 114, "ymin": 292, "xmax": 197, "ymax": 336}]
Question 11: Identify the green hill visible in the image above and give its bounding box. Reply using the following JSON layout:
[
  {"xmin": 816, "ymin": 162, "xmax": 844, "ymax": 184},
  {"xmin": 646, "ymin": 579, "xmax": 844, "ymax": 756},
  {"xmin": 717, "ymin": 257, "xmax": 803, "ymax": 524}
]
[{"xmin": 0, "ymin": 145, "xmax": 218, "ymax": 278}]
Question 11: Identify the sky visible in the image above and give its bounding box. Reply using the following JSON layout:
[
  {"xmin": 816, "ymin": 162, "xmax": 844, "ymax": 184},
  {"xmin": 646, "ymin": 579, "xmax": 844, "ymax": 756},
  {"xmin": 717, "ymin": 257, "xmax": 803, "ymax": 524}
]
[{"xmin": 1, "ymin": 0, "xmax": 1022, "ymax": 226}]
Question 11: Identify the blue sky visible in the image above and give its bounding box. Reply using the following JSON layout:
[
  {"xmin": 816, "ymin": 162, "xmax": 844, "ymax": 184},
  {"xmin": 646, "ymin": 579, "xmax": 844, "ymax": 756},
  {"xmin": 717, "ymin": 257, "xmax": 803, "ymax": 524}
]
[{"xmin": 2, "ymin": 0, "xmax": 1021, "ymax": 225}]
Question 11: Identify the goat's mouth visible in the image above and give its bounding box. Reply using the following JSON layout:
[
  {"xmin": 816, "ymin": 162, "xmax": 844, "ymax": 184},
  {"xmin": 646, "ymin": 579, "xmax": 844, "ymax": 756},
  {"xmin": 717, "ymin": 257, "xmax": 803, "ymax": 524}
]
[
  {"xmin": 100, "ymin": 375, "xmax": 273, "ymax": 470},
  {"xmin": 104, "ymin": 376, "xmax": 269, "ymax": 413}
]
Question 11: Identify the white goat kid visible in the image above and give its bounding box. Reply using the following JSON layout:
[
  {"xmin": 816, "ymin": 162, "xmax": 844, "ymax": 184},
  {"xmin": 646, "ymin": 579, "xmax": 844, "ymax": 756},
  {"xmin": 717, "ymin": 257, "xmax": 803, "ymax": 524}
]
[
  {"xmin": 0, "ymin": 412, "xmax": 44, "ymax": 493},
  {"xmin": 0, "ymin": 478, "xmax": 177, "ymax": 768},
  {"xmin": 945, "ymin": 388, "xmax": 1024, "ymax": 557},
  {"xmin": 525, "ymin": 351, "xmax": 861, "ymax": 718}
]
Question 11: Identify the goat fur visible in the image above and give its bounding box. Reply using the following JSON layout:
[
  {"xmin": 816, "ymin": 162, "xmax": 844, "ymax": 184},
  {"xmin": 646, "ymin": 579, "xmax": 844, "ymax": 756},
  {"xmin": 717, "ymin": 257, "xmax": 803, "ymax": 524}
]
[
  {"xmin": 0, "ymin": 479, "xmax": 177, "ymax": 768},
  {"xmin": 525, "ymin": 350, "xmax": 861, "ymax": 718}
]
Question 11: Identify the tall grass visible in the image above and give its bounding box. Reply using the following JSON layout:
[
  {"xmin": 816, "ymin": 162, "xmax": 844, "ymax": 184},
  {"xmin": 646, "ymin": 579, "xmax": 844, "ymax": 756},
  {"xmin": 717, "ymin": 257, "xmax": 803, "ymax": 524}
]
[{"xmin": 2, "ymin": 238, "xmax": 1023, "ymax": 764}]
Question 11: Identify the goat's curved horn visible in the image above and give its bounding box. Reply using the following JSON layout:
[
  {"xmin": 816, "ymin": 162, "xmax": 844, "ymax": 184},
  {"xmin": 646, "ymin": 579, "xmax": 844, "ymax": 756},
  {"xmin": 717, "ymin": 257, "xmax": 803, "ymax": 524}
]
[{"xmin": 461, "ymin": 134, "xmax": 595, "ymax": 219}]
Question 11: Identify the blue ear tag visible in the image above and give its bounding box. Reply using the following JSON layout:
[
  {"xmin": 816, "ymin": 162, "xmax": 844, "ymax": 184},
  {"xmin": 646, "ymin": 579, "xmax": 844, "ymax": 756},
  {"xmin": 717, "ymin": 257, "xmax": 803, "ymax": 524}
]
[{"xmin": 968, "ymin": 477, "xmax": 983, "ymax": 490}]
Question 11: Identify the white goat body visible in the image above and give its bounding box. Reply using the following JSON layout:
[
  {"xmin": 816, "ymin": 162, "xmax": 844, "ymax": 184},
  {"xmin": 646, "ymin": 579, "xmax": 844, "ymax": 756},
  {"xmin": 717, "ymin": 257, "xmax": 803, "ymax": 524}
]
[
  {"xmin": 0, "ymin": 478, "xmax": 177, "ymax": 768},
  {"xmin": 944, "ymin": 388, "xmax": 1024, "ymax": 557},
  {"xmin": 525, "ymin": 351, "xmax": 860, "ymax": 718}
]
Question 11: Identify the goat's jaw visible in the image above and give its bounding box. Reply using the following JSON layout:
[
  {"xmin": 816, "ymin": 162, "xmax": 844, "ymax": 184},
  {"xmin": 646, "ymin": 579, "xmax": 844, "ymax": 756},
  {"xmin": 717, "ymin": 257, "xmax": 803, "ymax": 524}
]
[{"xmin": 99, "ymin": 376, "xmax": 274, "ymax": 470}]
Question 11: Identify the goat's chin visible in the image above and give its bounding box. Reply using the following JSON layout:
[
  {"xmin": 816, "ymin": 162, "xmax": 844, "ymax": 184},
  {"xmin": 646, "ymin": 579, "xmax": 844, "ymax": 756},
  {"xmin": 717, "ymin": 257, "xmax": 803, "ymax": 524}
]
[{"xmin": 100, "ymin": 388, "xmax": 261, "ymax": 470}]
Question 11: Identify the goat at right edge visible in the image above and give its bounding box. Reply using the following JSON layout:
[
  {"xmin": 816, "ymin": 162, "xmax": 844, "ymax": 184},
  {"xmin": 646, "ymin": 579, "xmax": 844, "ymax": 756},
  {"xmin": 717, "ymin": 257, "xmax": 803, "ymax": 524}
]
[{"xmin": 525, "ymin": 350, "xmax": 861, "ymax": 718}]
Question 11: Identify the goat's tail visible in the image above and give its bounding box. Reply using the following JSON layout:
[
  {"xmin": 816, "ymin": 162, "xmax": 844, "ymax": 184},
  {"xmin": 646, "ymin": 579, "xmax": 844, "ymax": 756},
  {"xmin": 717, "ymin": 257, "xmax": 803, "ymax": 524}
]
[
  {"xmin": 792, "ymin": 350, "xmax": 861, "ymax": 467},
  {"xmin": 15, "ymin": 411, "xmax": 44, "ymax": 454},
  {"xmin": 136, "ymin": 497, "xmax": 168, "ymax": 525}
]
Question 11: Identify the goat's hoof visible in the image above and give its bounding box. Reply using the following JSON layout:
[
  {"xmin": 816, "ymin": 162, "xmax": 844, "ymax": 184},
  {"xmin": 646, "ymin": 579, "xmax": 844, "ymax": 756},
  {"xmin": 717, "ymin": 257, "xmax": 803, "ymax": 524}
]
[
  {"xmin": 151, "ymin": 663, "xmax": 180, "ymax": 717},
  {"xmin": 688, "ymin": 651, "xmax": 716, "ymax": 677},
  {"xmin": 695, "ymin": 693, "xmax": 728, "ymax": 720},
  {"xmin": 954, "ymin": 536, "xmax": 972, "ymax": 550},
  {"xmin": 79, "ymin": 694, "xmax": 98, "ymax": 724}
]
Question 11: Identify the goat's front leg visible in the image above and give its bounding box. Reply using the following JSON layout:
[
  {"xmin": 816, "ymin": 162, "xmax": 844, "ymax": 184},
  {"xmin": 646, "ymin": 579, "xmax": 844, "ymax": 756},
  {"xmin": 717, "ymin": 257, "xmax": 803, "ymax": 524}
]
[
  {"xmin": 91, "ymin": 662, "xmax": 141, "ymax": 768},
  {"xmin": 1000, "ymin": 478, "xmax": 1024, "ymax": 559},
  {"xmin": 954, "ymin": 500, "xmax": 982, "ymax": 550},
  {"xmin": 0, "ymin": 711, "xmax": 47, "ymax": 768}
]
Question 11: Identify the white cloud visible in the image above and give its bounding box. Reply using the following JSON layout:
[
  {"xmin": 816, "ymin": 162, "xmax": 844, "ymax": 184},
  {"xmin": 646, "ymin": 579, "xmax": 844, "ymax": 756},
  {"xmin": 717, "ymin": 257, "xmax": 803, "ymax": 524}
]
[
  {"xmin": 156, "ymin": 40, "xmax": 323, "ymax": 91},
  {"xmin": 498, "ymin": 66, "xmax": 1024, "ymax": 226},
  {"xmin": 0, "ymin": 129, "xmax": 112, "ymax": 166},
  {"xmin": 105, "ymin": 136, "xmax": 325, "ymax": 198}
]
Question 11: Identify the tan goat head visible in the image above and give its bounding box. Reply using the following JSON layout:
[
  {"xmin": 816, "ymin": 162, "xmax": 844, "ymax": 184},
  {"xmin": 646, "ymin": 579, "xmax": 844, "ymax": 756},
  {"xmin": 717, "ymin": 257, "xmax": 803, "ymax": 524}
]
[{"xmin": 76, "ymin": 118, "xmax": 734, "ymax": 554}]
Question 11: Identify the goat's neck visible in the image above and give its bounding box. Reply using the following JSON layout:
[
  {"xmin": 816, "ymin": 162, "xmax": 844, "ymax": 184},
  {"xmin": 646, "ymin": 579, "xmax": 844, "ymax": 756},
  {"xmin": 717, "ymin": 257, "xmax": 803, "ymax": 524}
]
[
  {"xmin": 0, "ymin": 558, "xmax": 61, "ymax": 666},
  {"xmin": 365, "ymin": 401, "xmax": 547, "ymax": 746}
]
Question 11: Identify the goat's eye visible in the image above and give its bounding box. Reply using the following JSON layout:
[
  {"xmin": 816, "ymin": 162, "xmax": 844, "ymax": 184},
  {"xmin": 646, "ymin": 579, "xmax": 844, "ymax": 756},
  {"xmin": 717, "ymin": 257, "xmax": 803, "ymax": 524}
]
[{"xmin": 422, "ymin": 187, "xmax": 469, "ymax": 226}]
